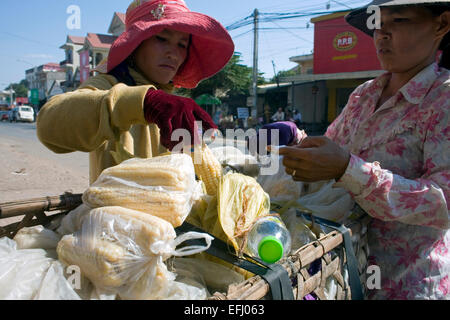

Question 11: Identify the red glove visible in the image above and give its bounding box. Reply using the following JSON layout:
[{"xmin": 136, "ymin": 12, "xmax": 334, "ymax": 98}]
[{"xmin": 144, "ymin": 89, "xmax": 217, "ymax": 150}]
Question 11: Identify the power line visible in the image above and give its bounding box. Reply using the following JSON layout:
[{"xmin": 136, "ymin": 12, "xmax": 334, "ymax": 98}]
[
  {"xmin": 225, "ymin": 0, "xmax": 364, "ymax": 32},
  {"xmin": 233, "ymin": 29, "xmax": 254, "ymax": 39},
  {"xmin": 0, "ymin": 31, "xmax": 59, "ymax": 48},
  {"xmin": 268, "ymin": 20, "xmax": 314, "ymax": 43}
]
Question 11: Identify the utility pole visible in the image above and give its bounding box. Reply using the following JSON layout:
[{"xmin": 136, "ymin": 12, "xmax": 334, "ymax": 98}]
[
  {"xmin": 9, "ymin": 83, "xmax": 14, "ymax": 107},
  {"xmin": 252, "ymin": 8, "xmax": 259, "ymax": 119},
  {"xmin": 272, "ymin": 60, "xmax": 279, "ymax": 88}
]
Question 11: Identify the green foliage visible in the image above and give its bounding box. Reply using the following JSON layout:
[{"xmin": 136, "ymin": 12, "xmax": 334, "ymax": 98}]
[
  {"xmin": 271, "ymin": 67, "xmax": 301, "ymax": 83},
  {"xmin": 5, "ymin": 80, "xmax": 29, "ymax": 98},
  {"xmin": 175, "ymin": 53, "xmax": 259, "ymax": 99},
  {"xmin": 173, "ymin": 54, "xmax": 291, "ymax": 113}
]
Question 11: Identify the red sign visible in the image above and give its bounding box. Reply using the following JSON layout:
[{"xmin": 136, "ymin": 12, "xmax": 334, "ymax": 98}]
[
  {"xmin": 313, "ymin": 14, "xmax": 381, "ymax": 74},
  {"xmin": 79, "ymin": 50, "xmax": 91, "ymax": 83},
  {"xmin": 16, "ymin": 97, "xmax": 29, "ymax": 105}
]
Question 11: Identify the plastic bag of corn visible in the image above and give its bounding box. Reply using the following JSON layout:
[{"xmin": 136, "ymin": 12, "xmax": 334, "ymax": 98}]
[
  {"xmin": 56, "ymin": 206, "xmax": 213, "ymax": 300},
  {"xmin": 82, "ymin": 153, "xmax": 203, "ymax": 227}
]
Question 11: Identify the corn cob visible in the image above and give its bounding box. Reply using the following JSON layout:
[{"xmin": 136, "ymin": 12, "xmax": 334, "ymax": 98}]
[
  {"xmin": 98, "ymin": 154, "xmax": 195, "ymax": 191},
  {"xmin": 82, "ymin": 186, "xmax": 190, "ymax": 227},
  {"xmin": 191, "ymin": 143, "xmax": 223, "ymax": 196},
  {"xmin": 89, "ymin": 206, "xmax": 176, "ymax": 253},
  {"xmin": 57, "ymin": 234, "xmax": 172, "ymax": 291},
  {"xmin": 57, "ymin": 235, "xmax": 127, "ymax": 287},
  {"xmin": 57, "ymin": 206, "xmax": 178, "ymax": 289}
]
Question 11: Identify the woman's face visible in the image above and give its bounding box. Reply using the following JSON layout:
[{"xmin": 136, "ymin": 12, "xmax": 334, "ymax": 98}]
[
  {"xmin": 374, "ymin": 6, "xmax": 448, "ymax": 73},
  {"xmin": 134, "ymin": 29, "xmax": 189, "ymax": 84}
]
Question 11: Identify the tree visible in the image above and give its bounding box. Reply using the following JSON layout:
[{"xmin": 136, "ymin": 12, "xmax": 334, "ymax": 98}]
[
  {"xmin": 270, "ymin": 66, "xmax": 301, "ymax": 83},
  {"xmin": 175, "ymin": 53, "xmax": 265, "ymax": 99},
  {"xmin": 5, "ymin": 80, "xmax": 29, "ymax": 98}
]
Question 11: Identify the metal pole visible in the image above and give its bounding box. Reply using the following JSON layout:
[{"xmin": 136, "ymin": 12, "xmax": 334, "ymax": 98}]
[
  {"xmin": 10, "ymin": 83, "xmax": 14, "ymax": 107},
  {"xmin": 252, "ymin": 9, "xmax": 259, "ymax": 119},
  {"xmin": 272, "ymin": 60, "xmax": 279, "ymax": 88}
]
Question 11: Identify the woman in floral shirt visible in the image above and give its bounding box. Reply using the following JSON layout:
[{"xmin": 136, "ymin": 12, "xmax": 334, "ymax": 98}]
[{"xmin": 279, "ymin": 1, "xmax": 450, "ymax": 299}]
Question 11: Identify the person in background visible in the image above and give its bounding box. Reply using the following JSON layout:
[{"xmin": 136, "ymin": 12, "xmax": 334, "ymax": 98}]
[
  {"xmin": 293, "ymin": 109, "xmax": 302, "ymax": 126},
  {"xmin": 213, "ymin": 109, "xmax": 222, "ymax": 126},
  {"xmin": 36, "ymin": 0, "xmax": 234, "ymax": 184},
  {"xmin": 271, "ymin": 107, "xmax": 285, "ymax": 122},
  {"xmin": 286, "ymin": 110, "xmax": 294, "ymax": 122},
  {"xmin": 278, "ymin": 0, "xmax": 450, "ymax": 299}
]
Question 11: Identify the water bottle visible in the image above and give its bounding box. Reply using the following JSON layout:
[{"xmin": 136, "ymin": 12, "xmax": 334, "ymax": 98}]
[{"xmin": 245, "ymin": 215, "xmax": 292, "ymax": 264}]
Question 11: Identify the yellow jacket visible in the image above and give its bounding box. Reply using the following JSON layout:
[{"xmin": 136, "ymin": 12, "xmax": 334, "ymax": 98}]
[{"xmin": 37, "ymin": 67, "xmax": 171, "ymax": 184}]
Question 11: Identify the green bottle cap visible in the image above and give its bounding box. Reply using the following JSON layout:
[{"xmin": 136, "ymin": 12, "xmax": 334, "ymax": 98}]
[{"xmin": 258, "ymin": 236, "xmax": 284, "ymax": 264}]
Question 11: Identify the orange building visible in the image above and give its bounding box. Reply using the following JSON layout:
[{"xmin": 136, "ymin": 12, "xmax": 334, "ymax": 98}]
[{"xmin": 273, "ymin": 10, "xmax": 384, "ymax": 132}]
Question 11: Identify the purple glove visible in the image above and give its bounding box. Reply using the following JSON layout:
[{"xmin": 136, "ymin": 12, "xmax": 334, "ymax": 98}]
[
  {"xmin": 262, "ymin": 121, "xmax": 298, "ymax": 146},
  {"xmin": 247, "ymin": 121, "xmax": 300, "ymax": 155}
]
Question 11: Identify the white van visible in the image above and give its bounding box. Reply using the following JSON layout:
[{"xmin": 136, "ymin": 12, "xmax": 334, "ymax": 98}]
[{"xmin": 11, "ymin": 106, "xmax": 34, "ymax": 122}]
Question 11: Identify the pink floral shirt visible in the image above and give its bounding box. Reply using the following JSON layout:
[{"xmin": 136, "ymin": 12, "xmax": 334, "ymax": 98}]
[{"xmin": 326, "ymin": 63, "xmax": 450, "ymax": 300}]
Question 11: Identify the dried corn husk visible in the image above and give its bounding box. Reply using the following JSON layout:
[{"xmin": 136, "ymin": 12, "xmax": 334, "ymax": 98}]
[{"xmin": 217, "ymin": 173, "xmax": 270, "ymax": 255}]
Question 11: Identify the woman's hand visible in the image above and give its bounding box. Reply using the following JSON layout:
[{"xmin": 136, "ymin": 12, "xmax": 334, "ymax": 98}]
[
  {"xmin": 276, "ymin": 136, "xmax": 351, "ymax": 182},
  {"xmin": 144, "ymin": 89, "xmax": 217, "ymax": 150}
]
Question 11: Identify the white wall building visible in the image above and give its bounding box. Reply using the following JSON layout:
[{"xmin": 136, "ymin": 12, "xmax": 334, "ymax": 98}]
[
  {"xmin": 59, "ymin": 35, "xmax": 86, "ymax": 91},
  {"xmin": 25, "ymin": 63, "xmax": 66, "ymax": 102}
]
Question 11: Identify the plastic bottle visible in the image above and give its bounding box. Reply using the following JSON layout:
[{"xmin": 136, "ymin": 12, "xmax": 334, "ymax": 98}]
[{"xmin": 245, "ymin": 215, "xmax": 292, "ymax": 264}]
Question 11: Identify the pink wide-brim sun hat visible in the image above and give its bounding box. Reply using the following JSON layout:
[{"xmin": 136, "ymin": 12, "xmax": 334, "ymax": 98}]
[{"xmin": 106, "ymin": 0, "xmax": 235, "ymax": 89}]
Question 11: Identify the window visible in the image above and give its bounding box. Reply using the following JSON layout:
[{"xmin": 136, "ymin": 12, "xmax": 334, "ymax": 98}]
[
  {"xmin": 67, "ymin": 69, "xmax": 73, "ymax": 82},
  {"xmin": 67, "ymin": 49, "xmax": 73, "ymax": 64},
  {"xmin": 95, "ymin": 53, "xmax": 103, "ymax": 66}
]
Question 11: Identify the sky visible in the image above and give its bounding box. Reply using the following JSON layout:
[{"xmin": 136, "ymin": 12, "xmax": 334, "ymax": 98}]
[{"xmin": 0, "ymin": 0, "xmax": 370, "ymax": 88}]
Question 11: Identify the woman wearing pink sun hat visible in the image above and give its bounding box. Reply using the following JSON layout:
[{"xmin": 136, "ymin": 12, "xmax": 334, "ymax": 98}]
[
  {"xmin": 278, "ymin": 1, "xmax": 450, "ymax": 300},
  {"xmin": 37, "ymin": 0, "xmax": 234, "ymax": 184}
]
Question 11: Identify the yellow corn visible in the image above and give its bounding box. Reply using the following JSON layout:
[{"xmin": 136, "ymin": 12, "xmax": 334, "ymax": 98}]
[
  {"xmin": 191, "ymin": 143, "xmax": 223, "ymax": 196},
  {"xmin": 89, "ymin": 206, "xmax": 177, "ymax": 249},
  {"xmin": 57, "ymin": 235, "xmax": 127, "ymax": 287},
  {"xmin": 99, "ymin": 154, "xmax": 193, "ymax": 191},
  {"xmin": 82, "ymin": 186, "xmax": 189, "ymax": 227},
  {"xmin": 56, "ymin": 206, "xmax": 178, "ymax": 289}
]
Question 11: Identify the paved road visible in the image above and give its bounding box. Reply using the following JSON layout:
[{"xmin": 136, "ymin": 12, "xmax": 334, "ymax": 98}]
[
  {"xmin": 0, "ymin": 120, "xmax": 89, "ymax": 204},
  {"xmin": 0, "ymin": 121, "xmax": 250, "ymax": 202}
]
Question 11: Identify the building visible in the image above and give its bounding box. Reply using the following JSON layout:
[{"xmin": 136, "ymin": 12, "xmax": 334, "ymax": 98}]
[
  {"xmin": 79, "ymin": 33, "xmax": 118, "ymax": 72},
  {"xmin": 260, "ymin": 10, "xmax": 384, "ymax": 134},
  {"xmin": 59, "ymin": 35, "xmax": 86, "ymax": 91},
  {"xmin": 108, "ymin": 12, "xmax": 126, "ymax": 36},
  {"xmin": 58, "ymin": 12, "xmax": 124, "ymax": 91},
  {"xmin": 25, "ymin": 63, "xmax": 66, "ymax": 106},
  {"xmin": 289, "ymin": 54, "xmax": 314, "ymax": 75},
  {"xmin": 0, "ymin": 90, "xmax": 14, "ymax": 109}
]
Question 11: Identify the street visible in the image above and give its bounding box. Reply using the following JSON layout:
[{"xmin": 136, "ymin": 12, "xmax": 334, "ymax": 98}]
[
  {"xmin": 0, "ymin": 121, "xmax": 89, "ymax": 205},
  {"xmin": 0, "ymin": 121, "xmax": 249, "ymax": 203},
  {"xmin": 0, "ymin": 120, "xmax": 248, "ymax": 228}
]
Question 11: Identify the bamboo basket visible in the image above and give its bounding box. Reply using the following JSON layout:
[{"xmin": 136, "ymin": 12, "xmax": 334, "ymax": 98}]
[{"xmin": 0, "ymin": 193, "xmax": 370, "ymax": 300}]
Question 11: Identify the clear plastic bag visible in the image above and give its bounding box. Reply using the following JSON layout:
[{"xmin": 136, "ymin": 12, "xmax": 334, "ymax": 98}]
[
  {"xmin": 279, "ymin": 208, "xmax": 318, "ymax": 253},
  {"xmin": 14, "ymin": 225, "xmax": 61, "ymax": 250},
  {"xmin": 56, "ymin": 204, "xmax": 91, "ymax": 236},
  {"xmin": 296, "ymin": 180, "xmax": 354, "ymax": 224},
  {"xmin": 210, "ymin": 146, "xmax": 260, "ymax": 177},
  {"xmin": 82, "ymin": 154, "xmax": 204, "ymax": 227},
  {"xmin": 0, "ymin": 237, "xmax": 81, "ymax": 300},
  {"xmin": 171, "ymin": 257, "xmax": 245, "ymax": 295},
  {"xmin": 56, "ymin": 206, "xmax": 213, "ymax": 300},
  {"xmin": 257, "ymin": 155, "xmax": 304, "ymax": 204},
  {"xmin": 257, "ymin": 155, "xmax": 354, "ymax": 224}
]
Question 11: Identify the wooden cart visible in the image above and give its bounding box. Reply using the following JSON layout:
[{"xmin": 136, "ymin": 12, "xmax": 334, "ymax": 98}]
[{"xmin": 0, "ymin": 193, "xmax": 370, "ymax": 300}]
